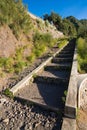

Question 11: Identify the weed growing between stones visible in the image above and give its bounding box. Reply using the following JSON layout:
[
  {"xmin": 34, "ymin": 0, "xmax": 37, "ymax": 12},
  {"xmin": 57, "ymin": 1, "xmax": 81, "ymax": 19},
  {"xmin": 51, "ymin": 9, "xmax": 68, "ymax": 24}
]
[
  {"xmin": 3, "ymin": 88, "xmax": 14, "ymax": 99},
  {"xmin": 62, "ymin": 90, "xmax": 67, "ymax": 103}
]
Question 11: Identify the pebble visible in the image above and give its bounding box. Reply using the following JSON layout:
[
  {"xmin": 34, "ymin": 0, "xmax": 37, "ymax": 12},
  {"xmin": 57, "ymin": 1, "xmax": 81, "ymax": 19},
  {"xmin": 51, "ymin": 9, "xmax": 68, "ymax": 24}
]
[
  {"xmin": 0, "ymin": 96, "xmax": 59, "ymax": 130},
  {"xmin": 2, "ymin": 118, "xmax": 9, "ymax": 125}
]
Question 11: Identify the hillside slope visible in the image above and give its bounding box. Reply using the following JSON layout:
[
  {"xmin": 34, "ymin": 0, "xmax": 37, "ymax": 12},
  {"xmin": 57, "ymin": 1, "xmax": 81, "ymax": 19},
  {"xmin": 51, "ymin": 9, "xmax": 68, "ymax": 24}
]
[{"xmin": 0, "ymin": 0, "xmax": 64, "ymax": 90}]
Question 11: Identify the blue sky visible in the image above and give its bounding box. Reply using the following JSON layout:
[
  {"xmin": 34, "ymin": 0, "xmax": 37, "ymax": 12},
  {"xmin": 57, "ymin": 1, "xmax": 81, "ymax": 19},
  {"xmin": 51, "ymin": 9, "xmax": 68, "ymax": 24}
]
[{"xmin": 23, "ymin": 0, "xmax": 87, "ymax": 19}]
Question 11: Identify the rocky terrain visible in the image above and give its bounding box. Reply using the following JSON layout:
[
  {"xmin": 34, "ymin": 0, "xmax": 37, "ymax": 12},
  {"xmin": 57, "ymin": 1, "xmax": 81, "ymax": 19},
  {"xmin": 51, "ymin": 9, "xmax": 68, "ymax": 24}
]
[{"xmin": 0, "ymin": 96, "xmax": 61, "ymax": 130}]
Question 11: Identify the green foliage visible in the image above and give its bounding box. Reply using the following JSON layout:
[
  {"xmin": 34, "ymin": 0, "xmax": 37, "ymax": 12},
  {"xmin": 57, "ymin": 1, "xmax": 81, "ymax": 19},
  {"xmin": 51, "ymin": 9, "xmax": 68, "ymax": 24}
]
[
  {"xmin": 44, "ymin": 11, "xmax": 62, "ymax": 29},
  {"xmin": 45, "ymin": 20, "xmax": 49, "ymax": 27},
  {"xmin": 26, "ymin": 53, "xmax": 36, "ymax": 63},
  {"xmin": 33, "ymin": 31, "xmax": 57, "ymax": 58},
  {"xmin": 62, "ymin": 90, "xmax": 67, "ymax": 103},
  {"xmin": 77, "ymin": 37, "xmax": 87, "ymax": 73},
  {"xmin": 15, "ymin": 47, "xmax": 24, "ymax": 61},
  {"xmin": 33, "ymin": 31, "xmax": 54, "ymax": 48},
  {"xmin": 58, "ymin": 39, "xmax": 68, "ymax": 49},
  {"xmin": 14, "ymin": 61, "xmax": 26, "ymax": 74},
  {"xmin": 36, "ymin": 19, "xmax": 45, "ymax": 30},
  {"xmin": 43, "ymin": 12, "xmax": 87, "ymax": 38},
  {"xmin": 0, "ymin": 0, "xmax": 32, "ymax": 38},
  {"xmin": 0, "ymin": 57, "xmax": 14, "ymax": 73},
  {"xmin": 3, "ymin": 88, "xmax": 14, "ymax": 99}
]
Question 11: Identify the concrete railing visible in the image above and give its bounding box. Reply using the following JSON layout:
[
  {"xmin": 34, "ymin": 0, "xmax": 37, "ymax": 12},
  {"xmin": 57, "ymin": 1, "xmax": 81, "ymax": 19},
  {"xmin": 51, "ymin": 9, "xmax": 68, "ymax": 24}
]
[
  {"xmin": 10, "ymin": 43, "xmax": 68, "ymax": 94},
  {"xmin": 64, "ymin": 47, "xmax": 77, "ymax": 118},
  {"xmin": 61, "ymin": 118, "xmax": 76, "ymax": 130},
  {"xmin": 61, "ymin": 46, "xmax": 77, "ymax": 130}
]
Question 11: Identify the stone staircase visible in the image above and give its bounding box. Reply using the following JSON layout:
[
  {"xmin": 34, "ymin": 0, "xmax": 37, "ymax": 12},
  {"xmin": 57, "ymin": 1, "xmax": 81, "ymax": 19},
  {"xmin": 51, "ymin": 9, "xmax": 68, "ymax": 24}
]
[
  {"xmin": 15, "ymin": 42, "xmax": 75, "ymax": 110},
  {"xmin": 14, "ymin": 41, "xmax": 75, "ymax": 130}
]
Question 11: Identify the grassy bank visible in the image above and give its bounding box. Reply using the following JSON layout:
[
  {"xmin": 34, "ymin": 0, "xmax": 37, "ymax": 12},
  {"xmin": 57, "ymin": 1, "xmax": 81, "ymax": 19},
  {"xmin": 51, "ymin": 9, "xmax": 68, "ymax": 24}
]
[
  {"xmin": 0, "ymin": 36, "xmax": 68, "ymax": 76},
  {"xmin": 77, "ymin": 37, "xmax": 87, "ymax": 73}
]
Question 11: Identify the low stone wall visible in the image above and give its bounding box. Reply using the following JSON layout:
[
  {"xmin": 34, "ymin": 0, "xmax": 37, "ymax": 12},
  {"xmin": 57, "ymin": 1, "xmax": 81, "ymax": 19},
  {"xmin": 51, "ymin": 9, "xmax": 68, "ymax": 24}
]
[
  {"xmin": 78, "ymin": 75, "xmax": 87, "ymax": 108},
  {"xmin": 64, "ymin": 47, "xmax": 77, "ymax": 118},
  {"xmin": 61, "ymin": 46, "xmax": 77, "ymax": 130},
  {"xmin": 10, "ymin": 43, "xmax": 68, "ymax": 94}
]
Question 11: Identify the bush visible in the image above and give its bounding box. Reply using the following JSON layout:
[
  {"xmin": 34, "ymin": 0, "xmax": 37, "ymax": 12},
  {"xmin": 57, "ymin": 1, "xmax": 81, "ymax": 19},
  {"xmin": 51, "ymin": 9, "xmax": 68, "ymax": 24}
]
[
  {"xmin": 33, "ymin": 43, "xmax": 47, "ymax": 57},
  {"xmin": 58, "ymin": 40, "xmax": 68, "ymax": 48},
  {"xmin": 77, "ymin": 37, "xmax": 87, "ymax": 73},
  {"xmin": 77, "ymin": 37, "xmax": 87, "ymax": 58},
  {"xmin": 3, "ymin": 88, "xmax": 14, "ymax": 99},
  {"xmin": 62, "ymin": 90, "xmax": 67, "ymax": 103},
  {"xmin": 0, "ymin": 0, "xmax": 32, "ymax": 38},
  {"xmin": 45, "ymin": 20, "xmax": 49, "ymax": 27},
  {"xmin": 14, "ymin": 61, "xmax": 26, "ymax": 74},
  {"xmin": 33, "ymin": 31, "xmax": 55, "ymax": 48},
  {"xmin": 33, "ymin": 31, "xmax": 55, "ymax": 57},
  {"xmin": 0, "ymin": 57, "xmax": 14, "ymax": 73},
  {"xmin": 26, "ymin": 53, "xmax": 36, "ymax": 63},
  {"xmin": 36, "ymin": 19, "xmax": 44, "ymax": 29},
  {"xmin": 15, "ymin": 47, "xmax": 24, "ymax": 61}
]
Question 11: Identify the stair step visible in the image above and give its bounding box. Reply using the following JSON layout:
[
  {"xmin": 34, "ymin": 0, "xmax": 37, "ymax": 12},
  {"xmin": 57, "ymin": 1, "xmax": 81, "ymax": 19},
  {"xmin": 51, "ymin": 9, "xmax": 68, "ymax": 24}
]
[
  {"xmin": 34, "ymin": 76, "xmax": 68, "ymax": 85},
  {"xmin": 37, "ymin": 69, "xmax": 70, "ymax": 79},
  {"xmin": 52, "ymin": 57, "xmax": 72, "ymax": 63},
  {"xmin": 59, "ymin": 51, "xmax": 73, "ymax": 55},
  {"xmin": 56, "ymin": 53, "xmax": 73, "ymax": 58},
  {"xmin": 44, "ymin": 65, "xmax": 71, "ymax": 71},
  {"xmin": 15, "ymin": 82, "xmax": 67, "ymax": 110},
  {"xmin": 63, "ymin": 47, "xmax": 74, "ymax": 50}
]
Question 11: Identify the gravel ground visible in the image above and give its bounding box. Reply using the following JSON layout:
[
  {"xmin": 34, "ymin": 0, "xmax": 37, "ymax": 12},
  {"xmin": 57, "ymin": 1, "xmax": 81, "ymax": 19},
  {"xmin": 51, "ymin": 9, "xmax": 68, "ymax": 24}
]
[{"xmin": 0, "ymin": 96, "xmax": 62, "ymax": 130}]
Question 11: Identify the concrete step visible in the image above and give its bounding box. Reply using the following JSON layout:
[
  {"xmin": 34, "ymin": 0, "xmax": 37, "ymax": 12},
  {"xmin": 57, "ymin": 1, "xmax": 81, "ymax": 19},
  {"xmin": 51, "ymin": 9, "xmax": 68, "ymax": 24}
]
[
  {"xmin": 52, "ymin": 57, "xmax": 72, "ymax": 63},
  {"xmin": 37, "ymin": 69, "xmax": 70, "ymax": 79},
  {"xmin": 34, "ymin": 76, "xmax": 68, "ymax": 85},
  {"xmin": 15, "ymin": 82, "xmax": 67, "ymax": 111},
  {"xmin": 44, "ymin": 64, "xmax": 71, "ymax": 71},
  {"xmin": 64, "ymin": 46, "xmax": 74, "ymax": 50},
  {"xmin": 59, "ymin": 51, "xmax": 73, "ymax": 54},
  {"xmin": 63, "ymin": 48, "xmax": 74, "ymax": 51},
  {"xmin": 50, "ymin": 62, "xmax": 71, "ymax": 66},
  {"xmin": 56, "ymin": 53, "xmax": 73, "ymax": 58}
]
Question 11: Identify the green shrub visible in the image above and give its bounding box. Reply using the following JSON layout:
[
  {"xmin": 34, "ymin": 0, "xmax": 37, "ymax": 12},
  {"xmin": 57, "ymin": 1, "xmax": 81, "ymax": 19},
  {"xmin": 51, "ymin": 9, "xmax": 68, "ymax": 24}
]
[
  {"xmin": 0, "ymin": 57, "xmax": 14, "ymax": 73},
  {"xmin": 33, "ymin": 31, "xmax": 55, "ymax": 49},
  {"xmin": 36, "ymin": 19, "xmax": 44, "ymax": 29},
  {"xmin": 62, "ymin": 90, "xmax": 67, "ymax": 103},
  {"xmin": 45, "ymin": 20, "xmax": 49, "ymax": 27},
  {"xmin": 3, "ymin": 88, "xmax": 14, "ymax": 99},
  {"xmin": 0, "ymin": 68, "xmax": 5, "ymax": 77},
  {"xmin": 33, "ymin": 43, "xmax": 47, "ymax": 57},
  {"xmin": 26, "ymin": 53, "xmax": 36, "ymax": 63},
  {"xmin": 15, "ymin": 47, "xmax": 24, "ymax": 61},
  {"xmin": 33, "ymin": 31, "xmax": 55, "ymax": 57},
  {"xmin": 0, "ymin": 0, "xmax": 32, "ymax": 38},
  {"xmin": 14, "ymin": 61, "xmax": 26, "ymax": 74},
  {"xmin": 77, "ymin": 37, "xmax": 87, "ymax": 73},
  {"xmin": 76, "ymin": 37, "xmax": 86, "ymax": 58},
  {"xmin": 58, "ymin": 40, "xmax": 68, "ymax": 48}
]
